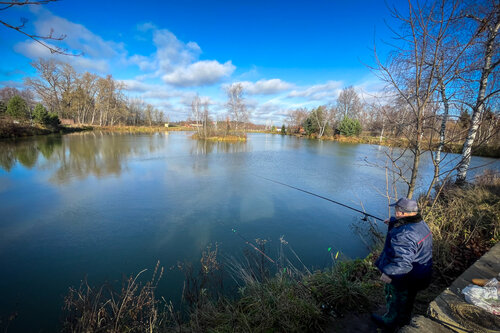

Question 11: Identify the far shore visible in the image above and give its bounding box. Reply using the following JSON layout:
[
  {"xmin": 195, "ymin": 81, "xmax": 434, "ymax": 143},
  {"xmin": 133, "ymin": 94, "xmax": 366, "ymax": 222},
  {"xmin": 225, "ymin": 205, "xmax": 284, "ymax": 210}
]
[{"xmin": 1, "ymin": 119, "xmax": 498, "ymax": 158}]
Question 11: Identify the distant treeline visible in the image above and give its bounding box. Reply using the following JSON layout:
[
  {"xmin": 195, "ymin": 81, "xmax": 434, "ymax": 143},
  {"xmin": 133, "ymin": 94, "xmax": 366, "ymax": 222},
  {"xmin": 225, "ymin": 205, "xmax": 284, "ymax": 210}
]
[{"xmin": 0, "ymin": 59, "xmax": 168, "ymax": 127}]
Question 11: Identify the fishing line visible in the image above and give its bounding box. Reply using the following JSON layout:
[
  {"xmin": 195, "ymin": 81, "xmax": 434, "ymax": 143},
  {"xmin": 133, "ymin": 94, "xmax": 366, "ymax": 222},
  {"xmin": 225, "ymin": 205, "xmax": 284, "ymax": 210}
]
[{"xmin": 254, "ymin": 175, "xmax": 384, "ymax": 222}]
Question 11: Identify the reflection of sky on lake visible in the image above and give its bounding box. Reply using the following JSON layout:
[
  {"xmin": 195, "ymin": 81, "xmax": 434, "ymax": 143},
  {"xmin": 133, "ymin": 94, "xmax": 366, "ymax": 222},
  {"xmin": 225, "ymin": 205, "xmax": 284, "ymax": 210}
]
[{"xmin": 0, "ymin": 131, "xmax": 498, "ymax": 332}]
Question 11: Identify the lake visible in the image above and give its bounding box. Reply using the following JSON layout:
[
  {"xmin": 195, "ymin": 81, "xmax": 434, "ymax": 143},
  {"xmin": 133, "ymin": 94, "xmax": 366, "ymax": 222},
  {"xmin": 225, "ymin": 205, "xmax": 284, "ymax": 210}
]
[{"xmin": 0, "ymin": 131, "xmax": 498, "ymax": 332}]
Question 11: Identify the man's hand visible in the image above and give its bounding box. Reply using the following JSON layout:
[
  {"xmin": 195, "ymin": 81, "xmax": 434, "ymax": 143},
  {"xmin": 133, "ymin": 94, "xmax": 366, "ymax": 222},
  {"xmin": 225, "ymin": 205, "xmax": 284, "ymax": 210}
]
[
  {"xmin": 380, "ymin": 273, "xmax": 392, "ymax": 284},
  {"xmin": 384, "ymin": 218, "xmax": 390, "ymax": 225}
]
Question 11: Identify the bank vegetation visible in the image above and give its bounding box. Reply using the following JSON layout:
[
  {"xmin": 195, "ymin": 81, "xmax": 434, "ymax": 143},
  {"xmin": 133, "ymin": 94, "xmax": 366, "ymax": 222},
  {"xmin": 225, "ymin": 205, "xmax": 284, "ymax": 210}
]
[{"xmin": 53, "ymin": 170, "xmax": 499, "ymax": 333}]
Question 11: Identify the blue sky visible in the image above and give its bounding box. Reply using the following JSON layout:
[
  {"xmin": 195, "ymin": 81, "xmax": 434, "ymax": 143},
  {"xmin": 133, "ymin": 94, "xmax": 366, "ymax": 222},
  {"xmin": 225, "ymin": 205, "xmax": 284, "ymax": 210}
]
[{"xmin": 1, "ymin": 0, "xmax": 404, "ymax": 123}]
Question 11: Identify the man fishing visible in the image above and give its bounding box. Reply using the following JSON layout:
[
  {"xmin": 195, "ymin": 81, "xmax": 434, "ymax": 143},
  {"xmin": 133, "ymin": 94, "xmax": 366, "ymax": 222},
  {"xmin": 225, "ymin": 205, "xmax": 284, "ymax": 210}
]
[{"xmin": 371, "ymin": 197, "xmax": 433, "ymax": 331}]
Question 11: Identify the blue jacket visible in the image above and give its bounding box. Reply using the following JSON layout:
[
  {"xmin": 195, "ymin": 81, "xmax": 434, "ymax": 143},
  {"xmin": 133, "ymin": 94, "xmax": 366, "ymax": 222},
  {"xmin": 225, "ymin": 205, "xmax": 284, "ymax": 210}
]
[{"xmin": 375, "ymin": 213, "xmax": 433, "ymax": 290}]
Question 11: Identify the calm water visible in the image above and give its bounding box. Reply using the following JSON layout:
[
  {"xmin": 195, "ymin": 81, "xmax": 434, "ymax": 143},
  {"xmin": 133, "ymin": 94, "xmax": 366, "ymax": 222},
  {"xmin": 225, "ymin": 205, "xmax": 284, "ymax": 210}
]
[{"xmin": 0, "ymin": 132, "xmax": 498, "ymax": 332}]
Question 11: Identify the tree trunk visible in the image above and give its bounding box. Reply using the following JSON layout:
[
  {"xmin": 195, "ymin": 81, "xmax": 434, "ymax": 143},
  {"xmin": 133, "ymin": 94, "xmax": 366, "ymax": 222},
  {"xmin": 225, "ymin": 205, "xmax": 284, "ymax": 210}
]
[
  {"xmin": 407, "ymin": 112, "xmax": 424, "ymax": 199},
  {"xmin": 456, "ymin": 15, "xmax": 499, "ymax": 184},
  {"xmin": 426, "ymin": 80, "xmax": 450, "ymax": 199}
]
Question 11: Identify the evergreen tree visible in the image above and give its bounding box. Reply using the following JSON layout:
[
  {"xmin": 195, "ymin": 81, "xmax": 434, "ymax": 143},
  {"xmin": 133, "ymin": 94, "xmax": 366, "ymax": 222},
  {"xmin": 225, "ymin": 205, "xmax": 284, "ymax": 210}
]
[
  {"xmin": 337, "ymin": 116, "xmax": 362, "ymax": 136},
  {"xmin": 458, "ymin": 110, "xmax": 471, "ymax": 129},
  {"xmin": 303, "ymin": 117, "xmax": 318, "ymax": 135},
  {"xmin": 46, "ymin": 112, "xmax": 61, "ymax": 127},
  {"xmin": 281, "ymin": 124, "xmax": 286, "ymax": 135},
  {"xmin": 7, "ymin": 95, "xmax": 29, "ymax": 119},
  {"xmin": 33, "ymin": 103, "xmax": 49, "ymax": 124},
  {"xmin": 0, "ymin": 100, "xmax": 6, "ymax": 114}
]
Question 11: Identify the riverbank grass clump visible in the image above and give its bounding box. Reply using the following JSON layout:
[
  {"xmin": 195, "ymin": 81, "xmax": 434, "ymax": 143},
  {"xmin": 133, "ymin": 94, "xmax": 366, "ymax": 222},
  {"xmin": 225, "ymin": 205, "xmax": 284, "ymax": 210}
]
[
  {"xmin": 62, "ymin": 262, "xmax": 164, "ymax": 333},
  {"xmin": 422, "ymin": 171, "xmax": 500, "ymax": 281},
  {"xmin": 305, "ymin": 257, "xmax": 383, "ymax": 315},
  {"xmin": 186, "ymin": 274, "xmax": 323, "ymax": 332}
]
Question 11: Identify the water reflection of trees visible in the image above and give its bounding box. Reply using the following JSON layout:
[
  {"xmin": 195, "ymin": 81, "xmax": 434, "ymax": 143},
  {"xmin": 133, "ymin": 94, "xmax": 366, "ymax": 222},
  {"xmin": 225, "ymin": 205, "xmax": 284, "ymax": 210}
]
[
  {"xmin": 189, "ymin": 140, "xmax": 249, "ymax": 173},
  {"xmin": 0, "ymin": 136, "xmax": 62, "ymax": 171},
  {"xmin": 190, "ymin": 140, "xmax": 248, "ymax": 155},
  {"xmin": 0, "ymin": 132, "xmax": 166, "ymax": 183}
]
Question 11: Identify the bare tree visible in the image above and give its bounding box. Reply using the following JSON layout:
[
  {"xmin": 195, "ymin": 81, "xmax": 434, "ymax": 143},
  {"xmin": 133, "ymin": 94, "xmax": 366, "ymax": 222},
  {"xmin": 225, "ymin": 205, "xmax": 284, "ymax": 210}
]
[
  {"xmin": 191, "ymin": 94, "xmax": 202, "ymax": 133},
  {"xmin": 226, "ymin": 83, "xmax": 248, "ymax": 131},
  {"xmin": 286, "ymin": 108, "xmax": 308, "ymax": 133},
  {"xmin": 336, "ymin": 86, "xmax": 363, "ymax": 121},
  {"xmin": 25, "ymin": 58, "xmax": 64, "ymax": 114},
  {"xmin": 191, "ymin": 95, "xmax": 213, "ymax": 138},
  {"xmin": 374, "ymin": 0, "xmax": 468, "ymax": 198},
  {"xmin": 72, "ymin": 72, "xmax": 98, "ymax": 124},
  {"xmin": 144, "ymin": 104, "xmax": 153, "ymax": 127}
]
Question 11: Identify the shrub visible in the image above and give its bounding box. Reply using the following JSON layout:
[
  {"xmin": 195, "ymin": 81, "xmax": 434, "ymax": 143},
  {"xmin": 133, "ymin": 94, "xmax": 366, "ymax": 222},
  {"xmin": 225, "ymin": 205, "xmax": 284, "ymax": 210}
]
[
  {"xmin": 6, "ymin": 95, "xmax": 29, "ymax": 119},
  {"xmin": 0, "ymin": 100, "xmax": 6, "ymax": 114},
  {"xmin": 33, "ymin": 103, "xmax": 49, "ymax": 124},
  {"xmin": 423, "ymin": 172, "xmax": 500, "ymax": 280},
  {"xmin": 45, "ymin": 112, "xmax": 61, "ymax": 127},
  {"xmin": 32, "ymin": 103, "xmax": 60, "ymax": 127},
  {"xmin": 305, "ymin": 258, "xmax": 381, "ymax": 314},
  {"xmin": 303, "ymin": 117, "xmax": 318, "ymax": 136},
  {"xmin": 337, "ymin": 116, "xmax": 362, "ymax": 136}
]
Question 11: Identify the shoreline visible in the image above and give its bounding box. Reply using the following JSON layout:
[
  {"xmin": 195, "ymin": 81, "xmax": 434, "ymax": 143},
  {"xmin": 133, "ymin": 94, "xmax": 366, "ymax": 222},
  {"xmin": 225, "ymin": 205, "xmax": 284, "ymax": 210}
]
[
  {"xmin": 2, "ymin": 122, "xmax": 498, "ymax": 158},
  {"xmin": 262, "ymin": 131, "xmax": 500, "ymax": 158}
]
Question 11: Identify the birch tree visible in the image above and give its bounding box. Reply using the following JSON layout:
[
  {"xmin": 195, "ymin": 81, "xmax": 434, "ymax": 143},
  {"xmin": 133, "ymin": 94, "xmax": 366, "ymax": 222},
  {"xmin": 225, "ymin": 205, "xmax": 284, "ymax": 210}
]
[
  {"xmin": 226, "ymin": 83, "xmax": 248, "ymax": 131},
  {"xmin": 374, "ymin": 0, "xmax": 469, "ymax": 198},
  {"xmin": 455, "ymin": 0, "xmax": 500, "ymax": 184},
  {"xmin": 310, "ymin": 105, "xmax": 334, "ymax": 138}
]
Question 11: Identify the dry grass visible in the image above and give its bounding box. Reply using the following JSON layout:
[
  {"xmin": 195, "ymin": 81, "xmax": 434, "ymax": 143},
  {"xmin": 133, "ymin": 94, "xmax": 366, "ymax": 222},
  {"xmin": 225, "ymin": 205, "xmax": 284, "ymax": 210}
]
[
  {"xmin": 62, "ymin": 262, "xmax": 164, "ymax": 333},
  {"xmin": 422, "ymin": 170, "xmax": 500, "ymax": 281},
  {"xmin": 191, "ymin": 132, "xmax": 247, "ymax": 142}
]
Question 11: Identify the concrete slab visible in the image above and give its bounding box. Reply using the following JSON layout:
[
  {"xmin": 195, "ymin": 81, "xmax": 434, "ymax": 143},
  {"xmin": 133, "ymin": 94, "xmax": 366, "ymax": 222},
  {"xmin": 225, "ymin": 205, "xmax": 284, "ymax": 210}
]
[
  {"xmin": 399, "ymin": 315, "xmax": 455, "ymax": 333},
  {"xmin": 399, "ymin": 242, "xmax": 500, "ymax": 332}
]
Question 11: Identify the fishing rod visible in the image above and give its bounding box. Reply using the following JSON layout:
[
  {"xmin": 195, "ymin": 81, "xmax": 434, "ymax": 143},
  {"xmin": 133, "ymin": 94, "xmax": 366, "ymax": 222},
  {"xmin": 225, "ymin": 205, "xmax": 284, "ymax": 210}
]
[
  {"xmin": 255, "ymin": 175, "xmax": 384, "ymax": 222},
  {"xmin": 231, "ymin": 228, "xmax": 275, "ymax": 264}
]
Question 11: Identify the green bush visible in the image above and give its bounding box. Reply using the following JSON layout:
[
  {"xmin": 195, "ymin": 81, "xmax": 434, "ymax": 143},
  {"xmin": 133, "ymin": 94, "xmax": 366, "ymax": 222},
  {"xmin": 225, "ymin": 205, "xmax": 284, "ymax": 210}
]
[
  {"xmin": 337, "ymin": 116, "xmax": 362, "ymax": 136},
  {"xmin": 33, "ymin": 103, "xmax": 49, "ymax": 124},
  {"xmin": 305, "ymin": 259, "xmax": 381, "ymax": 314},
  {"xmin": 32, "ymin": 103, "xmax": 60, "ymax": 127},
  {"xmin": 46, "ymin": 112, "xmax": 61, "ymax": 127},
  {"xmin": 0, "ymin": 100, "xmax": 6, "ymax": 114},
  {"xmin": 7, "ymin": 95, "xmax": 29, "ymax": 119},
  {"xmin": 303, "ymin": 117, "xmax": 318, "ymax": 136},
  {"xmin": 281, "ymin": 124, "xmax": 286, "ymax": 134}
]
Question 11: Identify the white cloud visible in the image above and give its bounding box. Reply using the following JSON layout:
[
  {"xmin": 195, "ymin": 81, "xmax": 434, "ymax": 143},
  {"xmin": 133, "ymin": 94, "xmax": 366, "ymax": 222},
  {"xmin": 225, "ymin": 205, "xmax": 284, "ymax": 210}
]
[
  {"xmin": 120, "ymin": 79, "xmax": 156, "ymax": 92},
  {"xmin": 119, "ymin": 79, "xmax": 197, "ymax": 102},
  {"xmin": 238, "ymin": 79, "xmax": 293, "ymax": 95},
  {"xmin": 14, "ymin": 8, "xmax": 125, "ymax": 73},
  {"xmin": 162, "ymin": 60, "xmax": 235, "ymax": 87},
  {"xmin": 33, "ymin": 13, "xmax": 123, "ymax": 59},
  {"xmin": 127, "ymin": 28, "xmax": 234, "ymax": 87},
  {"xmin": 288, "ymin": 80, "xmax": 343, "ymax": 101},
  {"xmin": 352, "ymin": 78, "xmax": 388, "ymax": 104},
  {"xmin": 137, "ymin": 22, "xmax": 157, "ymax": 32}
]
